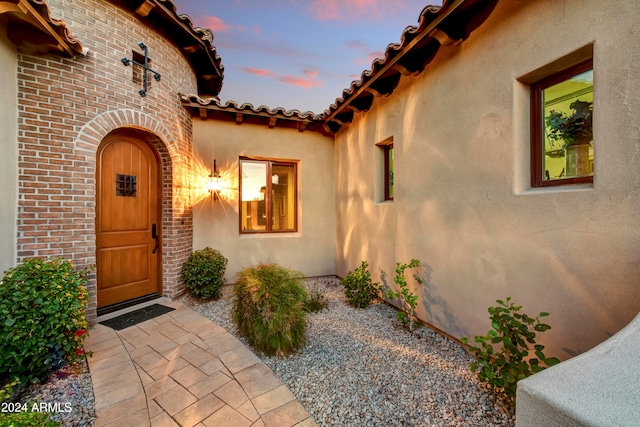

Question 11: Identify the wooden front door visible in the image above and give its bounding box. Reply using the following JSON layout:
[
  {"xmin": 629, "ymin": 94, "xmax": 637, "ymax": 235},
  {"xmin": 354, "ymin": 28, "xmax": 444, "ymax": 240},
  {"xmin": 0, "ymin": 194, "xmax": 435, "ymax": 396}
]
[{"xmin": 96, "ymin": 133, "xmax": 161, "ymax": 308}]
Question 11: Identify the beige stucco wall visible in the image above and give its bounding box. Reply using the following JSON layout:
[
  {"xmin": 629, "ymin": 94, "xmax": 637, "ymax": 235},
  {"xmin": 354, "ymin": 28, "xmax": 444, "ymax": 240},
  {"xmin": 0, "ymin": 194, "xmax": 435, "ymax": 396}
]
[
  {"xmin": 334, "ymin": 0, "xmax": 640, "ymax": 359},
  {"xmin": 0, "ymin": 27, "xmax": 17, "ymax": 273},
  {"xmin": 192, "ymin": 120, "xmax": 336, "ymax": 281}
]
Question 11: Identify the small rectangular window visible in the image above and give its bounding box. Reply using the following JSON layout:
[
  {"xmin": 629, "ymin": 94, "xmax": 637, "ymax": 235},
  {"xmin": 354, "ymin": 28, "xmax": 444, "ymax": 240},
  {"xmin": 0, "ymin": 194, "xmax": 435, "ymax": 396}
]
[
  {"xmin": 531, "ymin": 59, "xmax": 593, "ymax": 187},
  {"xmin": 384, "ymin": 144, "xmax": 394, "ymax": 200},
  {"xmin": 240, "ymin": 158, "xmax": 297, "ymax": 233}
]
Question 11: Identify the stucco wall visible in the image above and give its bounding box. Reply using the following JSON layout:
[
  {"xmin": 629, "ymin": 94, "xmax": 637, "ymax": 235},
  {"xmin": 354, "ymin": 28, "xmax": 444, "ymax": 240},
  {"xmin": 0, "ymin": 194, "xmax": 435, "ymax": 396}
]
[
  {"xmin": 192, "ymin": 120, "xmax": 336, "ymax": 281},
  {"xmin": 334, "ymin": 0, "xmax": 640, "ymax": 359},
  {"xmin": 0, "ymin": 27, "xmax": 17, "ymax": 274}
]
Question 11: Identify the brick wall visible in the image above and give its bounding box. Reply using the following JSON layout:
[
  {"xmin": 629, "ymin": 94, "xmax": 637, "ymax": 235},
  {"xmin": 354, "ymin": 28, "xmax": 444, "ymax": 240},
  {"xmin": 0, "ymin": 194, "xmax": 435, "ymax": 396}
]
[{"xmin": 16, "ymin": 0, "xmax": 199, "ymax": 323}]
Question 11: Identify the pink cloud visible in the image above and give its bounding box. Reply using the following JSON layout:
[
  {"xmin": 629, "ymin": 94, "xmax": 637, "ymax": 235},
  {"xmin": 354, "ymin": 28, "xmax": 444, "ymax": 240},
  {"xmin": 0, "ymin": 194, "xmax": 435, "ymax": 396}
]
[
  {"xmin": 303, "ymin": 70, "xmax": 318, "ymax": 79},
  {"xmin": 279, "ymin": 75, "xmax": 323, "ymax": 89},
  {"xmin": 309, "ymin": 0, "xmax": 402, "ymax": 21},
  {"xmin": 197, "ymin": 15, "xmax": 233, "ymax": 32},
  {"xmin": 242, "ymin": 67, "xmax": 278, "ymax": 78}
]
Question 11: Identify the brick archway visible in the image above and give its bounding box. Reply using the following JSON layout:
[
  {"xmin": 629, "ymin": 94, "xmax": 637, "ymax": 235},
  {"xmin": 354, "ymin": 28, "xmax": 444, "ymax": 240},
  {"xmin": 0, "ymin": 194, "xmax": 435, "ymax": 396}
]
[{"xmin": 73, "ymin": 110, "xmax": 190, "ymax": 323}]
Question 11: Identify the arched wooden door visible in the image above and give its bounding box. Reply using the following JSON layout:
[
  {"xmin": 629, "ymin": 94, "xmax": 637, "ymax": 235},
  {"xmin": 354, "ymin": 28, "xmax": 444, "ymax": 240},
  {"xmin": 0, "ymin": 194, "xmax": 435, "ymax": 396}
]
[{"xmin": 96, "ymin": 133, "xmax": 161, "ymax": 308}]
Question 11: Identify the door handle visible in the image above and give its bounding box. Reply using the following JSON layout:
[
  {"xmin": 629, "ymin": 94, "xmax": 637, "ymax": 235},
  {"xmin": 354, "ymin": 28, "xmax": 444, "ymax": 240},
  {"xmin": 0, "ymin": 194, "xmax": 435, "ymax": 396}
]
[{"xmin": 151, "ymin": 223, "xmax": 159, "ymax": 254}]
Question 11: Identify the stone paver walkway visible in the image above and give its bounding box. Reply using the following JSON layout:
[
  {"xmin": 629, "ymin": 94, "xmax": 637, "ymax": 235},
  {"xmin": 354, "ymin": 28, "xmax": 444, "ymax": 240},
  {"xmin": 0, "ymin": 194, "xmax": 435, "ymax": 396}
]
[{"xmin": 85, "ymin": 300, "xmax": 315, "ymax": 427}]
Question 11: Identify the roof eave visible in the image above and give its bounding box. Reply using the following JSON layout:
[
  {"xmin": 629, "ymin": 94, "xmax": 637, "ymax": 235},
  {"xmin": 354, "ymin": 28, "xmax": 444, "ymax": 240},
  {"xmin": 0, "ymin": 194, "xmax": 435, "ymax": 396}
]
[{"xmin": 324, "ymin": 0, "xmax": 499, "ymax": 133}]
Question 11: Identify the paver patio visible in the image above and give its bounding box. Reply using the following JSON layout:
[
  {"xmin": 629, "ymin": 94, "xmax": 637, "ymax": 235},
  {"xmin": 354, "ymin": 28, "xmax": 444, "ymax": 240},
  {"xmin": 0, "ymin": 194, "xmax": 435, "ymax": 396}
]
[{"xmin": 85, "ymin": 300, "xmax": 315, "ymax": 427}]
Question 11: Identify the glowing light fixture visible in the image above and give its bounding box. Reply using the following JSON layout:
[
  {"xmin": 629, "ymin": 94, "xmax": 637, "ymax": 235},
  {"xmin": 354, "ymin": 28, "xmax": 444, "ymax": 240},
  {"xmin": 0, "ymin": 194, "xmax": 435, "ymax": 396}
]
[{"xmin": 208, "ymin": 159, "xmax": 223, "ymax": 200}]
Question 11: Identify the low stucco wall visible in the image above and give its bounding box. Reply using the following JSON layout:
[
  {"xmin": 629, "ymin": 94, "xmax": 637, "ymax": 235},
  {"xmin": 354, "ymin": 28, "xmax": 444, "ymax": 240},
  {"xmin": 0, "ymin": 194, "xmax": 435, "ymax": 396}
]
[
  {"xmin": 0, "ymin": 28, "xmax": 17, "ymax": 274},
  {"xmin": 516, "ymin": 312, "xmax": 640, "ymax": 426},
  {"xmin": 192, "ymin": 120, "xmax": 336, "ymax": 281},
  {"xmin": 334, "ymin": 0, "xmax": 640, "ymax": 359}
]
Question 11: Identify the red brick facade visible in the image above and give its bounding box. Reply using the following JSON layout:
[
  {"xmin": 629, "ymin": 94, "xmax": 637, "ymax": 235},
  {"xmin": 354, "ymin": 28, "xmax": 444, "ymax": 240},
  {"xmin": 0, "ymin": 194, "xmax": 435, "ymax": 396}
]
[{"xmin": 16, "ymin": 0, "xmax": 198, "ymax": 323}]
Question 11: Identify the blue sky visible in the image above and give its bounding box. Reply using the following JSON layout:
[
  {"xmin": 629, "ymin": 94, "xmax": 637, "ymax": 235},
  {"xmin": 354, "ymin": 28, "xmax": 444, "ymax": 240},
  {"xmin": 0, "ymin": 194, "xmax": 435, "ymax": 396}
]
[{"xmin": 177, "ymin": 0, "xmax": 443, "ymax": 114}]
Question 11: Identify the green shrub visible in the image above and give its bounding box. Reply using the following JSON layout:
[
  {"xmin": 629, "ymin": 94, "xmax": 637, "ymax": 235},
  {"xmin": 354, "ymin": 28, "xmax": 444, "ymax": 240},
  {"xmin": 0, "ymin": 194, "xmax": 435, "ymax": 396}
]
[
  {"xmin": 182, "ymin": 247, "xmax": 228, "ymax": 300},
  {"xmin": 0, "ymin": 258, "xmax": 91, "ymax": 386},
  {"xmin": 341, "ymin": 261, "xmax": 380, "ymax": 308},
  {"xmin": 461, "ymin": 297, "xmax": 561, "ymax": 403},
  {"xmin": 233, "ymin": 263, "xmax": 307, "ymax": 356},
  {"xmin": 0, "ymin": 412, "xmax": 60, "ymax": 427},
  {"xmin": 385, "ymin": 259, "xmax": 422, "ymax": 332},
  {"xmin": 303, "ymin": 283, "xmax": 328, "ymax": 313}
]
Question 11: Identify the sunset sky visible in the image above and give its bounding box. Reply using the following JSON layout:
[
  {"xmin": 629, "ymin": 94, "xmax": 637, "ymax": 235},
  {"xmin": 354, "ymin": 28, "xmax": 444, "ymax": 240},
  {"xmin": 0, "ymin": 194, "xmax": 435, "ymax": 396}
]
[{"xmin": 177, "ymin": 0, "xmax": 443, "ymax": 114}]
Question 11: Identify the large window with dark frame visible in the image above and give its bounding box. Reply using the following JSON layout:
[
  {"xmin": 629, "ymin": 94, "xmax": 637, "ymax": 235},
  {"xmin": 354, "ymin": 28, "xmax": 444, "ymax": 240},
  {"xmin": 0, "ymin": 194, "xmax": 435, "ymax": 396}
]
[
  {"xmin": 239, "ymin": 158, "xmax": 297, "ymax": 233},
  {"xmin": 531, "ymin": 59, "xmax": 593, "ymax": 187}
]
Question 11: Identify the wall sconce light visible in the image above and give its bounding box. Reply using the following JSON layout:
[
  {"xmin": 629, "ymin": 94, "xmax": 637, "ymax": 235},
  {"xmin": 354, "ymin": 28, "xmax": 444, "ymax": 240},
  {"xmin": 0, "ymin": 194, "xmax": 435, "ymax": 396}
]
[{"xmin": 208, "ymin": 159, "xmax": 223, "ymax": 200}]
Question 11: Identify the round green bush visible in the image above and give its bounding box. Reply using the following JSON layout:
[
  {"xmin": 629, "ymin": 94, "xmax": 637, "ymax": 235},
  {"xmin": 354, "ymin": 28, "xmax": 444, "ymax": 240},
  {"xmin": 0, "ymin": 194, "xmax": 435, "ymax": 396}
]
[
  {"xmin": 182, "ymin": 247, "xmax": 228, "ymax": 300},
  {"xmin": 233, "ymin": 263, "xmax": 307, "ymax": 356},
  {"xmin": 0, "ymin": 258, "xmax": 91, "ymax": 386},
  {"xmin": 341, "ymin": 260, "xmax": 380, "ymax": 308}
]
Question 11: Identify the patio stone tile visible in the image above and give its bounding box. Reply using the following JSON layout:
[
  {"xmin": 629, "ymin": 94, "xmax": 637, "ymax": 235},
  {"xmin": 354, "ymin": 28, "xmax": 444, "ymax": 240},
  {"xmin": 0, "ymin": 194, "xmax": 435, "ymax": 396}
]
[
  {"xmin": 237, "ymin": 400, "xmax": 261, "ymax": 422},
  {"xmin": 170, "ymin": 364, "xmax": 208, "ymax": 388},
  {"xmin": 89, "ymin": 343, "xmax": 129, "ymax": 362},
  {"xmin": 118, "ymin": 326, "xmax": 150, "ymax": 346},
  {"xmin": 160, "ymin": 323, "xmax": 191, "ymax": 341},
  {"xmin": 261, "ymin": 400, "xmax": 310, "ymax": 427},
  {"xmin": 214, "ymin": 379, "xmax": 250, "ymax": 409},
  {"xmin": 148, "ymin": 399, "xmax": 163, "ymax": 419},
  {"xmin": 87, "ymin": 324, "xmax": 116, "ymax": 340},
  {"xmin": 173, "ymin": 393, "xmax": 225, "ymax": 427},
  {"xmin": 137, "ymin": 366, "xmax": 155, "ymax": 386},
  {"xmin": 144, "ymin": 376, "xmax": 179, "ymax": 400},
  {"xmin": 181, "ymin": 347, "xmax": 215, "ymax": 367},
  {"xmin": 153, "ymin": 385, "xmax": 198, "ymax": 416},
  {"xmin": 101, "ymin": 408, "xmax": 150, "ymax": 427},
  {"xmin": 218, "ymin": 346, "xmax": 262, "ymax": 374},
  {"xmin": 128, "ymin": 344, "xmax": 155, "ymax": 360},
  {"xmin": 136, "ymin": 318, "xmax": 160, "ymax": 330},
  {"xmin": 251, "ymin": 385, "xmax": 296, "ymax": 415},
  {"xmin": 202, "ymin": 406, "xmax": 252, "ymax": 427},
  {"xmin": 146, "ymin": 357, "xmax": 190, "ymax": 381},
  {"xmin": 204, "ymin": 332, "xmax": 243, "ymax": 355},
  {"xmin": 91, "ymin": 359, "xmax": 136, "ymax": 385},
  {"xmin": 235, "ymin": 363, "xmax": 283, "ymax": 398},
  {"xmin": 134, "ymin": 350, "xmax": 169, "ymax": 372},
  {"xmin": 150, "ymin": 411, "xmax": 179, "ymax": 427},
  {"xmin": 171, "ymin": 332, "xmax": 199, "ymax": 346},
  {"xmin": 199, "ymin": 357, "xmax": 225, "ymax": 375},
  {"xmin": 162, "ymin": 342, "xmax": 198, "ymax": 361},
  {"xmin": 88, "ymin": 350, "xmax": 131, "ymax": 372},
  {"xmin": 195, "ymin": 322, "xmax": 228, "ymax": 340},
  {"xmin": 191, "ymin": 337, "xmax": 210, "ymax": 351},
  {"xmin": 251, "ymin": 419, "xmax": 266, "ymax": 427},
  {"xmin": 93, "ymin": 372, "xmax": 144, "ymax": 411},
  {"xmin": 295, "ymin": 418, "xmax": 317, "ymax": 427},
  {"xmin": 85, "ymin": 334, "xmax": 123, "ymax": 353},
  {"xmin": 146, "ymin": 335, "xmax": 179, "ymax": 355},
  {"xmin": 189, "ymin": 370, "xmax": 232, "ymax": 399},
  {"xmin": 93, "ymin": 393, "xmax": 146, "ymax": 426}
]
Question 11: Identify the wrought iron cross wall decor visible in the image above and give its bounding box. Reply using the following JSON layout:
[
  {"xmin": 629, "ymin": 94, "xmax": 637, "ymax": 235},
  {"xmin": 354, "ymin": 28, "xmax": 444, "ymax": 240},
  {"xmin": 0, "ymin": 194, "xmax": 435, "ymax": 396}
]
[{"xmin": 121, "ymin": 42, "xmax": 161, "ymax": 97}]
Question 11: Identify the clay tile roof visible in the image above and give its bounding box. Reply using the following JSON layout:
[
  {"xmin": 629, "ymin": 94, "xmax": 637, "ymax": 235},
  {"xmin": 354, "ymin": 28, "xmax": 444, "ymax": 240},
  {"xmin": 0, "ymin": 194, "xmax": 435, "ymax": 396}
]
[
  {"xmin": 324, "ymin": 0, "xmax": 499, "ymax": 133},
  {"xmin": 180, "ymin": 94, "xmax": 332, "ymax": 137},
  {"xmin": 1, "ymin": 0, "xmax": 86, "ymax": 57},
  {"xmin": 107, "ymin": 0, "xmax": 224, "ymax": 97}
]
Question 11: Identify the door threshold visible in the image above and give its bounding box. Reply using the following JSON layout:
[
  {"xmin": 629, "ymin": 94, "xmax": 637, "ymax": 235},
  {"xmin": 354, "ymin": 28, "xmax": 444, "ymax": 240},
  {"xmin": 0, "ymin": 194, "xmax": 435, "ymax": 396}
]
[{"xmin": 97, "ymin": 293, "xmax": 163, "ymax": 321}]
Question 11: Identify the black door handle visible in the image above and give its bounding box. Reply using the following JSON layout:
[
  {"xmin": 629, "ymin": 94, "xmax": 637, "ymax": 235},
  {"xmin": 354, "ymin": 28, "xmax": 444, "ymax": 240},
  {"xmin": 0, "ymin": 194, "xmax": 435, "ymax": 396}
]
[{"xmin": 151, "ymin": 223, "xmax": 159, "ymax": 254}]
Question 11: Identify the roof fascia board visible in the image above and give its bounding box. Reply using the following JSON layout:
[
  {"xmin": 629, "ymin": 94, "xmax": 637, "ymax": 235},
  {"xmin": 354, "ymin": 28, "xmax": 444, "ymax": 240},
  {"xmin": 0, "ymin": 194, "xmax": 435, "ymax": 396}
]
[{"xmin": 325, "ymin": 0, "xmax": 466, "ymax": 122}]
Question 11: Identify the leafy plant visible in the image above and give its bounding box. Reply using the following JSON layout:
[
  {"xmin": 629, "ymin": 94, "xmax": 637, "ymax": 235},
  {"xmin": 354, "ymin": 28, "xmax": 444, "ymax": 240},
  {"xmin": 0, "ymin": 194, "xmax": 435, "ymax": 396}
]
[
  {"xmin": 182, "ymin": 247, "xmax": 228, "ymax": 300},
  {"xmin": 0, "ymin": 258, "xmax": 91, "ymax": 386},
  {"xmin": 385, "ymin": 259, "xmax": 422, "ymax": 332},
  {"xmin": 341, "ymin": 261, "xmax": 380, "ymax": 308},
  {"xmin": 0, "ymin": 412, "xmax": 60, "ymax": 426},
  {"xmin": 232, "ymin": 263, "xmax": 307, "ymax": 356},
  {"xmin": 303, "ymin": 283, "xmax": 328, "ymax": 313},
  {"xmin": 546, "ymin": 99, "xmax": 593, "ymax": 149},
  {"xmin": 461, "ymin": 297, "xmax": 561, "ymax": 402}
]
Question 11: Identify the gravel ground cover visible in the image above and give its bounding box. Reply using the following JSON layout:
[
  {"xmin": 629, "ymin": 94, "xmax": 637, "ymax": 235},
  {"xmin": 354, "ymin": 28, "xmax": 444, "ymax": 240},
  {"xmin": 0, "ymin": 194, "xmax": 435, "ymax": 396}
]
[
  {"xmin": 3, "ymin": 358, "xmax": 95, "ymax": 426},
  {"xmin": 183, "ymin": 276, "xmax": 515, "ymax": 427}
]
